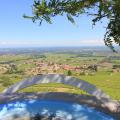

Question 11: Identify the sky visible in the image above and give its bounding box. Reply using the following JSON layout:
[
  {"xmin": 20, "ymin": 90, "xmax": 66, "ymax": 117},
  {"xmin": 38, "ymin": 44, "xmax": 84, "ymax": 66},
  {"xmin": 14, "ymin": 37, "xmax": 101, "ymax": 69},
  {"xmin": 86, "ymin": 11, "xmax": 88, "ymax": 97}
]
[{"xmin": 0, "ymin": 0, "xmax": 108, "ymax": 48}]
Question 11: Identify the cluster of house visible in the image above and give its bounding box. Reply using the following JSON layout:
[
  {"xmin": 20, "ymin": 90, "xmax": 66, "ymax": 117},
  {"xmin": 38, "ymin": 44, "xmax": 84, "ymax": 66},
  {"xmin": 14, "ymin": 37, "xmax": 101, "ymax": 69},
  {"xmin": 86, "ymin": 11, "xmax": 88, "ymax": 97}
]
[{"xmin": 24, "ymin": 60, "xmax": 98, "ymax": 75}]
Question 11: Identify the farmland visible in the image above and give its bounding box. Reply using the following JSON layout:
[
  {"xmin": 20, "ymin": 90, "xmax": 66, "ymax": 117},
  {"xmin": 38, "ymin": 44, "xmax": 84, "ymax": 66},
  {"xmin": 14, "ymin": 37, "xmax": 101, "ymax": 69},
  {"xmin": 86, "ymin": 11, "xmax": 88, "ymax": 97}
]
[{"xmin": 0, "ymin": 47, "xmax": 120, "ymax": 100}]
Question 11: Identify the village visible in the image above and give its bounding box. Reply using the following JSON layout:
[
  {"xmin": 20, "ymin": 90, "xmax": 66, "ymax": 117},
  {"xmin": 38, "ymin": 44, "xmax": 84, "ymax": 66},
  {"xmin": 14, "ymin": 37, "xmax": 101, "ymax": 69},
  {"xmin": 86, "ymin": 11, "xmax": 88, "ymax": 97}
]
[
  {"xmin": 24, "ymin": 59, "xmax": 99, "ymax": 76},
  {"xmin": 0, "ymin": 57, "xmax": 120, "ymax": 76}
]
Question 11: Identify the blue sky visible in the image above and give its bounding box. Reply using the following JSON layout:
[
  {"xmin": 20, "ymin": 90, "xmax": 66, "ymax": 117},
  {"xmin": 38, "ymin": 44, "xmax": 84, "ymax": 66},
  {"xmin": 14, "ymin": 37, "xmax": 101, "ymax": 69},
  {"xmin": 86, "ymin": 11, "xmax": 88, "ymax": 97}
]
[{"xmin": 0, "ymin": 0, "xmax": 108, "ymax": 47}]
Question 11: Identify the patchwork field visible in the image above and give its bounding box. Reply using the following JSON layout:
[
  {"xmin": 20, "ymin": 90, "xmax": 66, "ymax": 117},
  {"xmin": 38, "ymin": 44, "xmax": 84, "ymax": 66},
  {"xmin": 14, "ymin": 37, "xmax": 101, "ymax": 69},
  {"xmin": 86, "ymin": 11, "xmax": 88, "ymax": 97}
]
[{"xmin": 0, "ymin": 48, "xmax": 120, "ymax": 100}]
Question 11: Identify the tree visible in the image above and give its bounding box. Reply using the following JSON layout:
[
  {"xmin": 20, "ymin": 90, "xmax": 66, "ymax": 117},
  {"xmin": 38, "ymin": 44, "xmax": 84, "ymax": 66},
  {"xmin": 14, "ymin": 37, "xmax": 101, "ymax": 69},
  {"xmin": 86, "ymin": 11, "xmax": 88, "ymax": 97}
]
[
  {"xmin": 67, "ymin": 70, "xmax": 72, "ymax": 76},
  {"xmin": 8, "ymin": 63, "xmax": 18, "ymax": 74},
  {"xmin": 24, "ymin": 0, "xmax": 120, "ymax": 51},
  {"xmin": 88, "ymin": 65, "xmax": 98, "ymax": 72}
]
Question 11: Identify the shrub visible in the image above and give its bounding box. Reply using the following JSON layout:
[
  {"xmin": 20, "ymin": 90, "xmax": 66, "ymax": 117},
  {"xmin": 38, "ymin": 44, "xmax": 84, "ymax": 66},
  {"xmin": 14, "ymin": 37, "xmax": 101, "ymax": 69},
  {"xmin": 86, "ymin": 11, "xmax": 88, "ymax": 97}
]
[
  {"xmin": 67, "ymin": 70, "xmax": 72, "ymax": 76},
  {"xmin": 113, "ymin": 65, "xmax": 120, "ymax": 69}
]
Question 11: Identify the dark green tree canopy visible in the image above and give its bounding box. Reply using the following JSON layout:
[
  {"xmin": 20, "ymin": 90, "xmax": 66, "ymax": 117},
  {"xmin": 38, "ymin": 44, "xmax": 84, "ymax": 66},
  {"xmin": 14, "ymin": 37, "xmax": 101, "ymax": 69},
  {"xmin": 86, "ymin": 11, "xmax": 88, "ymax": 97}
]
[{"xmin": 24, "ymin": 0, "xmax": 120, "ymax": 51}]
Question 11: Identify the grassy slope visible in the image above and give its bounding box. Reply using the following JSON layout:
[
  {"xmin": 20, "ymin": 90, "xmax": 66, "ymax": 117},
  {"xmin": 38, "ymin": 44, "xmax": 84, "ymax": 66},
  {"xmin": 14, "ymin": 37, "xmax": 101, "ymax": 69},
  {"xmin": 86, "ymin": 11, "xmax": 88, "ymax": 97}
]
[
  {"xmin": 19, "ymin": 83, "xmax": 88, "ymax": 95},
  {"xmin": 79, "ymin": 71, "xmax": 120, "ymax": 100}
]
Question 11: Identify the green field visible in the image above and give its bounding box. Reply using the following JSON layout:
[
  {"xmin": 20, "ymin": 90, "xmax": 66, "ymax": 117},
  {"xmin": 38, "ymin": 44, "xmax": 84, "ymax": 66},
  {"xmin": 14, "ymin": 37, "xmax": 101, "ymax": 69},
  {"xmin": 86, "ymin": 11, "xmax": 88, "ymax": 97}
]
[{"xmin": 79, "ymin": 71, "xmax": 120, "ymax": 100}]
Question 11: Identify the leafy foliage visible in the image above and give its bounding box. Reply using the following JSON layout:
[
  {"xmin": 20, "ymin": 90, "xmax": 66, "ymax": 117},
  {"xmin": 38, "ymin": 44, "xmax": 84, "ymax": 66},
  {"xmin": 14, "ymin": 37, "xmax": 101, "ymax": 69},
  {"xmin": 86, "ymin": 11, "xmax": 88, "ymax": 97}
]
[
  {"xmin": 67, "ymin": 70, "xmax": 72, "ymax": 76},
  {"xmin": 24, "ymin": 0, "xmax": 120, "ymax": 51},
  {"xmin": 103, "ymin": 0, "xmax": 120, "ymax": 51}
]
